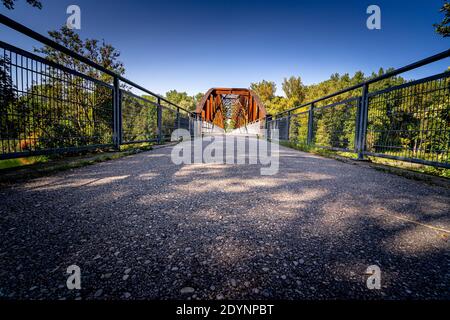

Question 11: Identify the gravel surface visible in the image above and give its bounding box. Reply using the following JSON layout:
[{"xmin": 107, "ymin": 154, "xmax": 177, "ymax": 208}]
[{"xmin": 0, "ymin": 137, "xmax": 449, "ymax": 300}]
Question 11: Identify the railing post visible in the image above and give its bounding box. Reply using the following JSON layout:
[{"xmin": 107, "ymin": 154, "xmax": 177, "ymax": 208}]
[
  {"xmin": 113, "ymin": 76, "xmax": 122, "ymax": 150},
  {"xmin": 354, "ymin": 96, "xmax": 362, "ymax": 153},
  {"xmin": 307, "ymin": 103, "xmax": 314, "ymax": 145},
  {"xmin": 264, "ymin": 115, "xmax": 270, "ymax": 140},
  {"xmin": 189, "ymin": 113, "xmax": 194, "ymax": 138},
  {"xmin": 157, "ymin": 97, "xmax": 163, "ymax": 144},
  {"xmin": 286, "ymin": 111, "xmax": 291, "ymax": 141},
  {"xmin": 357, "ymin": 84, "xmax": 369, "ymax": 160}
]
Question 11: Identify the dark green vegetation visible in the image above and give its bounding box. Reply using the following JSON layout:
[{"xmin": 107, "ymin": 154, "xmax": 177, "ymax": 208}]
[
  {"xmin": 280, "ymin": 140, "xmax": 450, "ymax": 180},
  {"xmin": 0, "ymin": 142, "xmax": 154, "ymax": 185},
  {"xmin": 2, "ymin": 0, "xmax": 41, "ymax": 10},
  {"xmin": 434, "ymin": 1, "xmax": 450, "ymax": 37},
  {"xmin": 264, "ymin": 69, "xmax": 449, "ymax": 169}
]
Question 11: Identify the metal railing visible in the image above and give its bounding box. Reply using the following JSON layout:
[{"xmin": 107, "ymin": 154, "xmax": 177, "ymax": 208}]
[
  {"xmin": 0, "ymin": 14, "xmax": 194, "ymax": 160},
  {"xmin": 267, "ymin": 50, "xmax": 450, "ymax": 168}
]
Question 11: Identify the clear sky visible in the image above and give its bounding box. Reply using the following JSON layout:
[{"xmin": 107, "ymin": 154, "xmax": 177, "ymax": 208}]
[{"xmin": 1, "ymin": 0, "xmax": 449, "ymax": 96}]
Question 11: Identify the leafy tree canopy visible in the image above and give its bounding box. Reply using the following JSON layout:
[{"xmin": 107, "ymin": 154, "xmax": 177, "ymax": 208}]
[
  {"xmin": 35, "ymin": 26, "xmax": 125, "ymax": 84},
  {"xmin": 250, "ymin": 80, "xmax": 276, "ymax": 103},
  {"xmin": 282, "ymin": 76, "xmax": 306, "ymax": 105},
  {"xmin": 164, "ymin": 90, "xmax": 198, "ymax": 111},
  {"xmin": 256, "ymin": 69, "xmax": 406, "ymax": 117},
  {"xmin": 2, "ymin": 0, "xmax": 41, "ymax": 10},
  {"xmin": 434, "ymin": 1, "xmax": 450, "ymax": 37}
]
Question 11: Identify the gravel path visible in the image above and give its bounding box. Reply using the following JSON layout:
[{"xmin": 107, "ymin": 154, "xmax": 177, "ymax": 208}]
[{"xmin": 0, "ymin": 137, "xmax": 449, "ymax": 300}]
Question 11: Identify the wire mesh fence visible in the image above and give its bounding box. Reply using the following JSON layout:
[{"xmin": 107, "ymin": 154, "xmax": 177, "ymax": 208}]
[
  {"xmin": 161, "ymin": 106, "xmax": 178, "ymax": 140},
  {"xmin": 288, "ymin": 111, "xmax": 309, "ymax": 146},
  {"xmin": 0, "ymin": 41, "xmax": 114, "ymax": 159},
  {"xmin": 312, "ymin": 97, "xmax": 359, "ymax": 151},
  {"xmin": 365, "ymin": 72, "xmax": 449, "ymax": 166},
  {"xmin": 267, "ymin": 71, "xmax": 450, "ymax": 168},
  {"xmin": 179, "ymin": 115, "xmax": 190, "ymax": 131},
  {"xmin": 269, "ymin": 116, "xmax": 289, "ymax": 140},
  {"xmin": 0, "ymin": 40, "xmax": 193, "ymax": 159},
  {"xmin": 121, "ymin": 91, "xmax": 158, "ymax": 144}
]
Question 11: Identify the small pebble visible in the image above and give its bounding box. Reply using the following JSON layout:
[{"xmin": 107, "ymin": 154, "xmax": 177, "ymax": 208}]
[{"xmin": 180, "ymin": 287, "xmax": 195, "ymax": 294}]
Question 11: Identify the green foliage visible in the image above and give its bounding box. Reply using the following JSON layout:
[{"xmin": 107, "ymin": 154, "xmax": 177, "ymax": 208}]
[
  {"xmin": 194, "ymin": 92, "xmax": 205, "ymax": 110},
  {"xmin": 288, "ymin": 112, "xmax": 309, "ymax": 145},
  {"xmin": 35, "ymin": 26, "xmax": 125, "ymax": 84},
  {"xmin": 250, "ymin": 80, "xmax": 291, "ymax": 115},
  {"xmin": 2, "ymin": 0, "xmax": 41, "ymax": 10},
  {"xmin": 272, "ymin": 68, "xmax": 448, "ymax": 168},
  {"xmin": 122, "ymin": 95, "xmax": 157, "ymax": 142},
  {"xmin": 0, "ymin": 155, "xmax": 48, "ymax": 170},
  {"xmin": 164, "ymin": 90, "xmax": 197, "ymax": 111},
  {"xmin": 250, "ymin": 80, "xmax": 276, "ymax": 102},
  {"xmin": 0, "ymin": 26, "xmax": 122, "ymax": 154},
  {"xmin": 0, "ymin": 57, "xmax": 16, "ymax": 141},
  {"xmin": 265, "ymin": 96, "xmax": 287, "ymax": 115},
  {"xmin": 313, "ymin": 101, "xmax": 357, "ymax": 150},
  {"xmin": 280, "ymin": 140, "xmax": 450, "ymax": 179},
  {"xmin": 434, "ymin": 1, "xmax": 450, "ymax": 37},
  {"xmin": 282, "ymin": 76, "xmax": 306, "ymax": 106},
  {"xmin": 33, "ymin": 27, "xmax": 123, "ymax": 148}
]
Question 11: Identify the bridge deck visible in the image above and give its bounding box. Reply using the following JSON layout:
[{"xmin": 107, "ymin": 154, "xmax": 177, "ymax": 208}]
[{"xmin": 0, "ymin": 141, "xmax": 449, "ymax": 299}]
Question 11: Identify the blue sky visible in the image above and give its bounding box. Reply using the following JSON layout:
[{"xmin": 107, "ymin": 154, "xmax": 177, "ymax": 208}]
[{"xmin": 1, "ymin": 0, "xmax": 449, "ymax": 96}]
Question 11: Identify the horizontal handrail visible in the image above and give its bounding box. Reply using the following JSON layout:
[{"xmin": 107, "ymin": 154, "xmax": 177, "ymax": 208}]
[
  {"xmin": 366, "ymin": 70, "xmax": 450, "ymax": 97},
  {"xmin": 0, "ymin": 40, "xmax": 114, "ymax": 89},
  {"xmin": 0, "ymin": 13, "xmax": 193, "ymax": 115}
]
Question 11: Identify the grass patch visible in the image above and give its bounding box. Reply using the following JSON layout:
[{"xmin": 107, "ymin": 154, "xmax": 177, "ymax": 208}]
[
  {"xmin": 367, "ymin": 156, "xmax": 450, "ymax": 179},
  {"xmin": 119, "ymin": 142, "xmax": 154, "ymax": 152},
  {"xmin": 279, "ymin": 140, "xmax": 357, "ymax": 160},
  {"xmin": 0, "ymin": 142, "xmax": 155, "ymax": 171},
  {"xmin": 0, "ymin": 142, "xmax": 156, "ymax": 185},
  {"xmin": 279, "ymin": 140, "xmax": 450, "ymax": 180},
  {"xmin": 0, "ymin": 156, "xmax": 50, "ymax": 170}
]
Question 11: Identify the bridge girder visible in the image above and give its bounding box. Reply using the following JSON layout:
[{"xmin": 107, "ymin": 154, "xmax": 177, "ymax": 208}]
[{"xmin": 195, "ymin": 88, "xmax": 266, "ymax": 129}]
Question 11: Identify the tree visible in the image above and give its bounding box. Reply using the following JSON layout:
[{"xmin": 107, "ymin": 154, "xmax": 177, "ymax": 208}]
[
  {"xmin": 31, "ymin": 26, "xmax": 125, "ymax": 148},
  {"xmin": 434, "ymin": 1, "xmax": 450, "ymax": 37},
  {"xmin": 165, "ymin": 90, "xmax": 196, "ymax": 111},
  {"xmin": 250, "ymin": 80, "xmax": 276, "ymax": 103},
  {"xmin": 0, "ymin": 57, "xmax": 14, "ymax": 106},
  {"xmin": 282, "ymin": 76, "xmax": 306, "ymax": 105},
  {"xmin": 0, "ymin": 56, "xmax": 18, "ymax": 151},
  {"xmin": 2, "ymin": 0, "xmax": 41, "ymax": 9},
  {"xmin": 122, "ymin": 94, "xmax": 158, "ymax": 142},
  {"xmin": 282, "ymin": 70, "xmax": 409, "ymax": 151},
  {"xmin": 194, "ymin": 92, "xmax": 205, "ymax": 110},
  {"xmin": 35, "ymin": 26, "xmax": 125, "ymax": 84}
]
